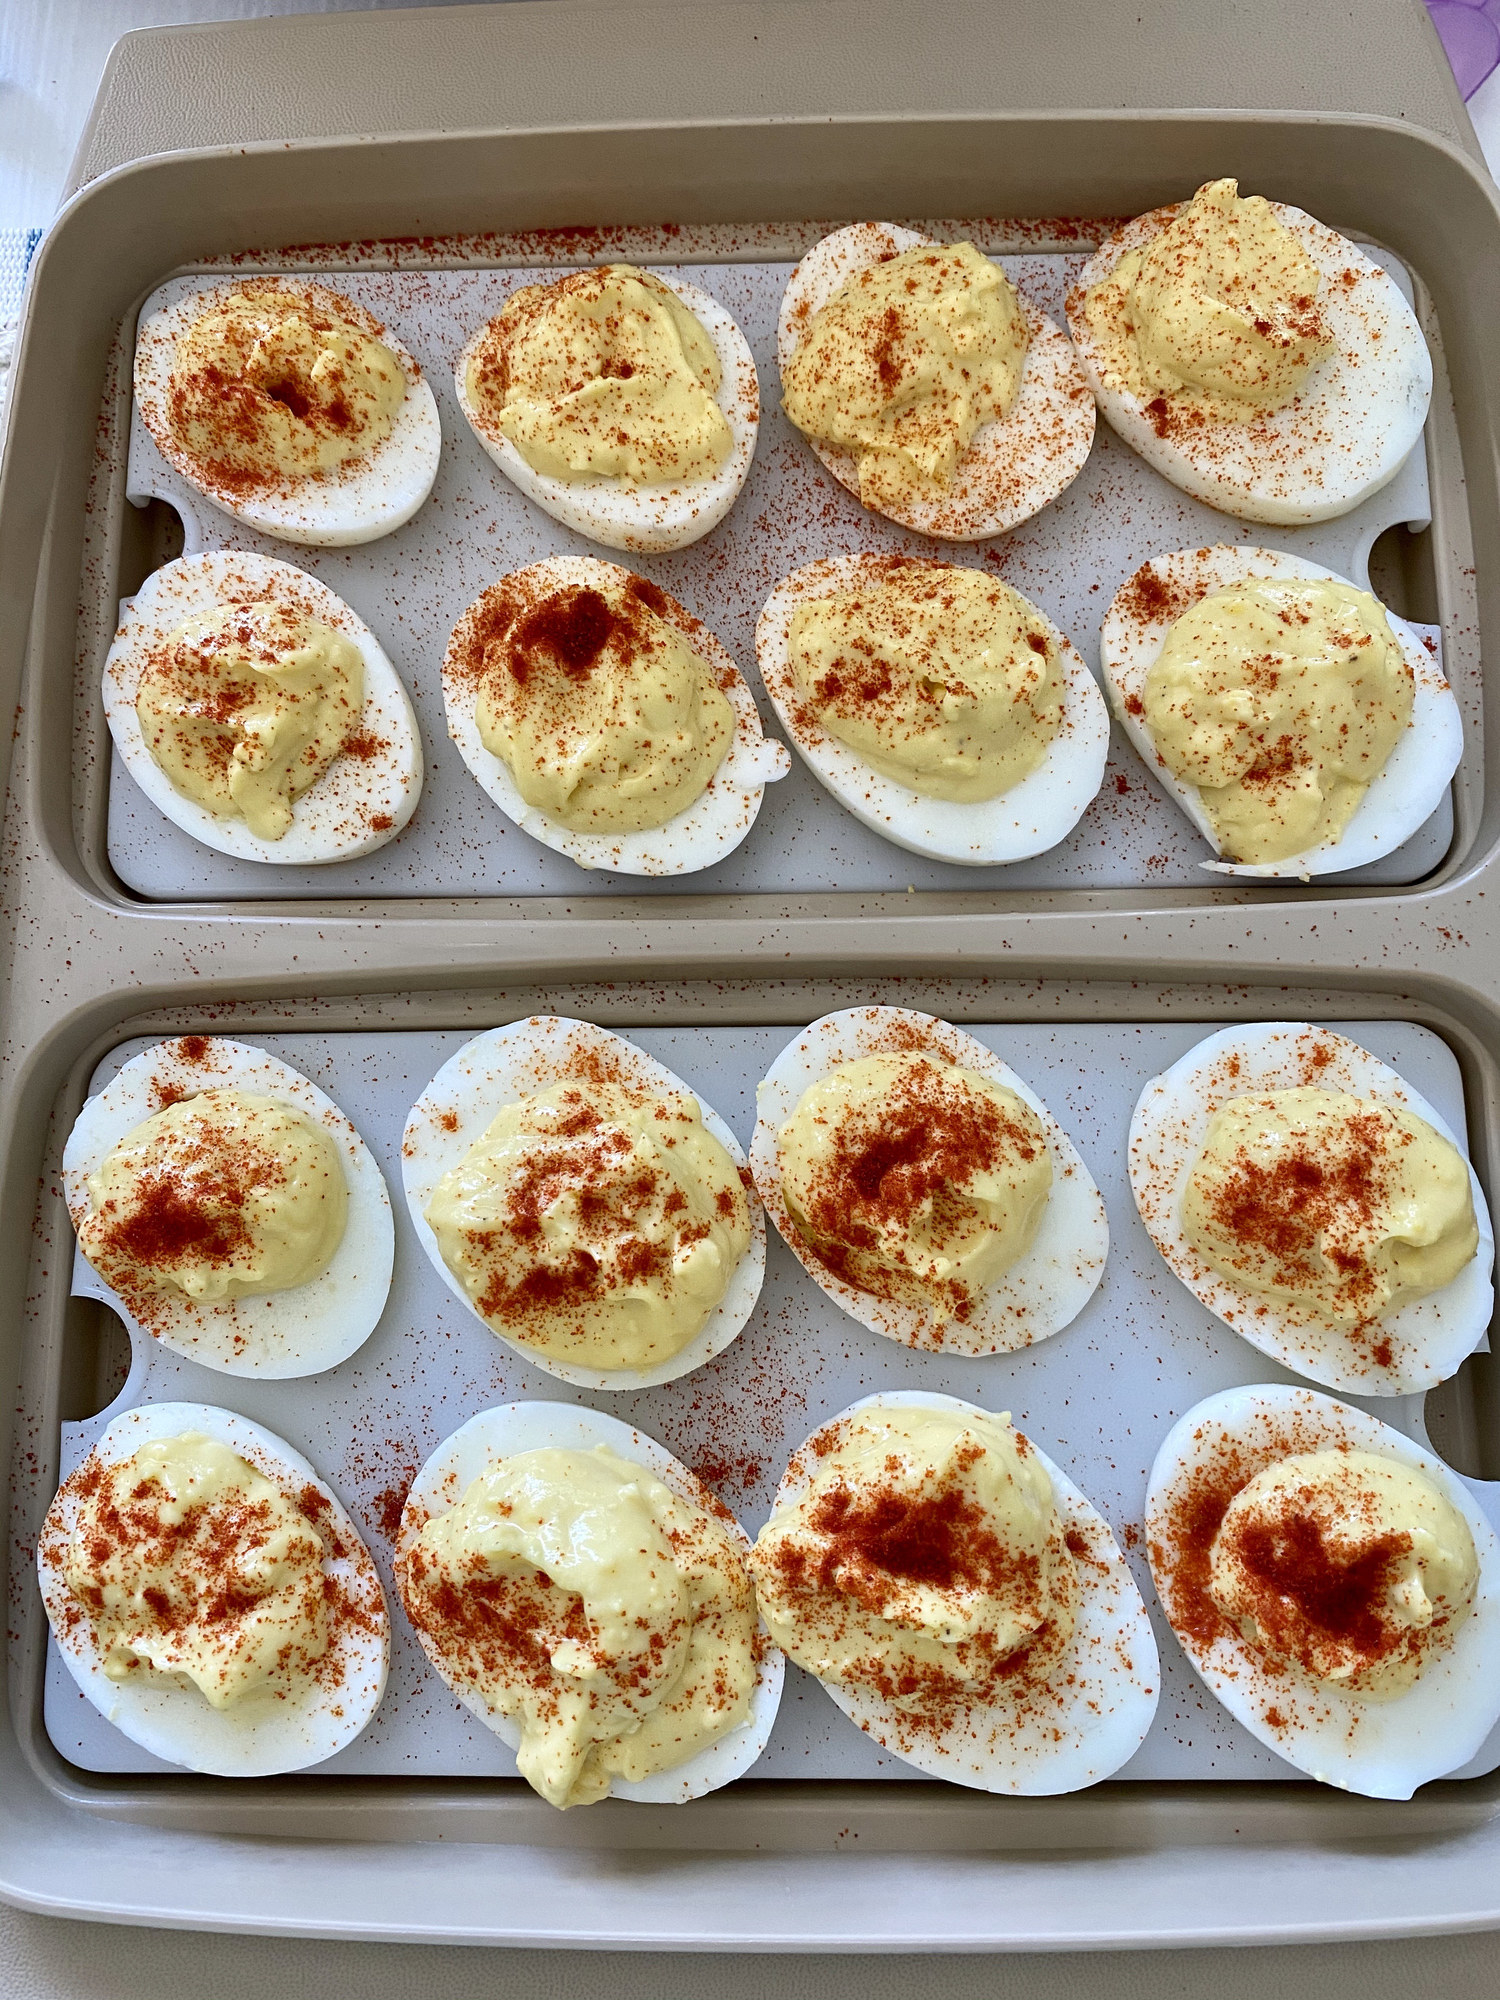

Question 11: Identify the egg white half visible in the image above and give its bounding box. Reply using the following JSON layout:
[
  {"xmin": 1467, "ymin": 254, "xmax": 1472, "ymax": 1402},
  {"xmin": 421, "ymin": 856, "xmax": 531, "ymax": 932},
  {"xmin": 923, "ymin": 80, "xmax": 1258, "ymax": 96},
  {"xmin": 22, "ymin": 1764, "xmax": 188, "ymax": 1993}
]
[
  {"xmin": 133, "ymin": 276, "xmax": 441, "ymax": 547},
  {"xmin": 1128, "ymin": 1022, "xmax": 1495, "ymax": 1396},
  {"xmin": 1065, "ymin": 202, "xmax": 1432, "ymax": 524},
  {"xmin": 750, "ymin": 1006, "xmax": 1108, "ymax": 1355},
  {"xmin": 38, "ymin": 1400, "xmax": 389, "ymax": 1776},
  {"xmin": 102, "ymin": 550, "xmax": 424, "ymax": 865},
  {"xmin": 64, "ymin": 1037, "xmax": 395, "ymax": 1379},
  {"xmin": 401, "ymin": 1016, "xmax": 766, "ymax": 1390},
  {"xmin": 441, "ymin": 555, "xmax": 789, "ymax": 876},
  {"xmin": 396, "ymin": 1399, "xmax": 784, "ymax": 1802},
  {"xmin": 770, "ymin": 1392, "xmax": 1158, "ymax": 1793},
  {"xmin": 1145, "ymin": 1382, "xmax": 1500, "ymax": 1798},
  {"xmin": 456, "ymin": 270, "xmax": 759, "ymax": 553},
  {"xmin": 776, "ymin": 223, "xmax": 1095, "ymax": 541},
  {"xmin": 1100, "ymin": 544, "xmax": 1461, "ymax": 880},
  {"xmin": 756, "ymin": 555, "xmax": 1109, "ymax": 864}
]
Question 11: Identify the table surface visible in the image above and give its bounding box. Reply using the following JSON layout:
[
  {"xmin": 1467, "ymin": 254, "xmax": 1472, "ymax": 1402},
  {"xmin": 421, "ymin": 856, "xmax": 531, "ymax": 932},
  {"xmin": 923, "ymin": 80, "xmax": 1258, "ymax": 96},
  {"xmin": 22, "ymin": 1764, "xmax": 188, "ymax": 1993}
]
[{"xmin": 6, "ymin": 1, "xmax": 1500, "ymax": 1992}]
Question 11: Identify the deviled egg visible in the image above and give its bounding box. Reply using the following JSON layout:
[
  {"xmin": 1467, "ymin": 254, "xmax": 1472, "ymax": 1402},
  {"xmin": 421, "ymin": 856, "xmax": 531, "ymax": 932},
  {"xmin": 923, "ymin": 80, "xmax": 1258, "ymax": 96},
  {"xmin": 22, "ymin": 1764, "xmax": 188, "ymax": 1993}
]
[
  {"xmin": 1128, "ymin": 1022, "xmax": 1494, "ymax": 1395},
  {"xmin": 1066, "ymin": 178, "xmax": 1431, "ymax": 523},
  {"xmin": 64, "ymin": 1035, "xmax": 394, "ymax": 1378},
  {"xmin": 456, "ymin": 265, "xmax": 758, "ymax": 552},
  {"xmin": 395, "ymin": 1400, "xmax": 783, "ymax": 1808},
  {"xmin": 1145, "ymin": 1382, "xmax": 1500, "ymax": 1797},
  {"xmin": 133, "ymin": 275, "xmax": 441, "ymax": 545},
  {"xmin": 38, "ymin": 1400, "xmax": 388, "ymax": 1776},
  {"xmin": 401, "ymin": 1016, "xmax": 765, "ymax": 1390},
  {"xmin": 751, "ymin": 1392, "xmax": 1157, "ymax": 1793},
  {"xmin": 102, "ymin": 550, "xmax": 423, "ymax": 864},
  {"xmin": 776, "ymin": 223, "xmax": 1095, "ymax": 540},
  {"xmin": 441, "ymin": 555, "xmax": 788, "ymax": 875},
  {"xmin": 756, "ymin": 554, "xmax": 1109, "ymax": 863},
  {"xmin": 1100, "ymin": 545, "xmax": 1461, "ymax": 880},
  {"xmin": 751, "ymin": 1007, "xmax": 1108, "ymax": 1355}
]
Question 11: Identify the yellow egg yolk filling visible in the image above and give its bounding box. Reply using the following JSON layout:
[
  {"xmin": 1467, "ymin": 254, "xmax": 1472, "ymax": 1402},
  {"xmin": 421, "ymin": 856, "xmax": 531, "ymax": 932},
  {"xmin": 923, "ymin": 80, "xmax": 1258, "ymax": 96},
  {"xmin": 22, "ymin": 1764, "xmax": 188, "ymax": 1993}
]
[{"xmin": 782, "ymin": 242, "xmax": 1029, "ymax": 510}]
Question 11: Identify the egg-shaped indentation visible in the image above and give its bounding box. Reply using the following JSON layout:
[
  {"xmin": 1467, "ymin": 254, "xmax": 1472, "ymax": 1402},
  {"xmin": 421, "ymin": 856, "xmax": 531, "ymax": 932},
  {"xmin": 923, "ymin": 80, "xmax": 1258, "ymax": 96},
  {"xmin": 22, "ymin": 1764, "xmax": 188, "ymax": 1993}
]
[
  {"xmin": 38, "ymin": 1400, "xmax": 389, "ymax": 1776},
  {"xmin": 776, "ymin": 222, "xmax": 1095, "ymax": 541},
  {"xmin": 456, "ymin": 271, "xmax": 759, "ymax": 553},
  {"xmin": 756, "ymin": 555, "xmax": 1109, "ymax": 864},
  {"xmin": 401, "ymin": 1016, "xmax": 766, "ymax": 1390},
  {"xmin": 63, "ymin": 1036, "xmax": 395, "ymax": 1378},
  {"xmin": 132, "ymin": 276, "xmax": 441, "ymax": 546},
  {"xmin": 1145, "ymin": 1382, "xmax": 1500, "ymax": 1798},
  {"xmin": 768, "ymin": 1392, "xmax": 1158, "ymax": 1793},
  {"xmin": 102, "ymin": 550, "xmax": 423, "ymax": 865},
  {"xmin": 396, "ymin": 1400, "xmax": 783, "ymax": 1801},
  {"xmin": 1100, "ymin": 545, "xmax": 1461, "ymax": 881},
  {"xmin": 440, "ymin": 555, "xmax": 789, "ymax": 876},
  {"xmin": 750, "ymin": 1006, "xmax": 1107, "ymax": 1355},
  {"xmin": 1128, "ymin": 1022, "xmax": 1494, "ymax": 1395},
  {"xmin": 1066, "ymin": 203, "xmax": 1431, "ymax": 524}
]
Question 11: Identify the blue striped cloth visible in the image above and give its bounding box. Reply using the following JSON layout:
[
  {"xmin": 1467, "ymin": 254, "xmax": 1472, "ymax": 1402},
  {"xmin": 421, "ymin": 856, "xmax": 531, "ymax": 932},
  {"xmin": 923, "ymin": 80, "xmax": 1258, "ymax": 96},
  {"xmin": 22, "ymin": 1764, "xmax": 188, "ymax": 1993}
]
[{"xmin": 0, "ymin": 227, "xmax": 42, "ymax": 324}]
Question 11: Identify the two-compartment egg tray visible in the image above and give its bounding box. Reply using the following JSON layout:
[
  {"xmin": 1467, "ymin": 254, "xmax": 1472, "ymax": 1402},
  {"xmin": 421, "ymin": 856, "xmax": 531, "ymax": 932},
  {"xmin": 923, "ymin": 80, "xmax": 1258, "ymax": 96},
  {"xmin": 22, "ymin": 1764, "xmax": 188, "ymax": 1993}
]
[{"xmin": 8, "ymin": 60, "xmax": 1500, "ymax": 1935}]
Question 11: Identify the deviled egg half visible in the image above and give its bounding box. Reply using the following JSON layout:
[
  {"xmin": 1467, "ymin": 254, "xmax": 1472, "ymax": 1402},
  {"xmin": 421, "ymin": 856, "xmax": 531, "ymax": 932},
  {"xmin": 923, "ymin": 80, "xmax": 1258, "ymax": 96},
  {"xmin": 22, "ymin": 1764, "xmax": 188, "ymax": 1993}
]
[
  {"xmin": 395, "ymin": 1401, "xmax": 783, "ymax": 1808},
  {"xmin": 751, "ymin": 1393, "xmax": 1157, "ymax": 1794},
  {"xmin": 133, "ymin": 275, "xmax": 441, "ymax": 546},
  {"xmin": 1128, "ymin": 1022, "xmax": 1494, "ymax": 1396},
  {"xmin": 102, "ymin": 550, "xmax": 423, "ymax": 865},
  {"xmin": 64, "ymin": 1036, "xmax": 395, "ymax": 1378},
  {"xmin": 751, "ymin": 1007, "xmax": 1108, "ymax": 1356},
  {"xmin": 1066, "ymin": 178, "xmax": 1431, "ymax": 523},
  {"xmin": 441, "ymin": 555, "xmax": 788, "ymax": 875},
  {"xmin": 1100, "ymin": 545, "xmax": 1460, "ymax": 880},
  {"xmin": 756, "ymin": 554, "xmax": 1109, "ymax": 864},
  {"xmin": 776, "ymin": 222, "xmax": 1095, "ymax": 540},
  {"xmin": 1146, "ymin": 1383, "xmax": 1500, "ymax": 1798},
  {"xmin": 39, "ymin": 1401, "xmax": 388, "ymax": 1776},
  {"xmin": 401, "ymin": 1016, "xmax": 765, "ymax": 1390},
  {"xmin": 456, "ymin": 265, "xmax": 759, "ymax": 552}
]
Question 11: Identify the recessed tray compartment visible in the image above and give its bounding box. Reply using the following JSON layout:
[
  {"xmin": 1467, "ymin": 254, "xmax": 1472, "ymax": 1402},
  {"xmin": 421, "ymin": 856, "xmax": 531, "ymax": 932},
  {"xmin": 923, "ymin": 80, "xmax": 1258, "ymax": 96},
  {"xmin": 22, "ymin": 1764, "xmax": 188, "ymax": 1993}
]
[
  {"xmin": 41, "ymin": 1015, "xmax": 1500, "ymax": 1802},
  {"xmin": 106, "ymin": 249, "xmax": 1446, "ymax": 901}
]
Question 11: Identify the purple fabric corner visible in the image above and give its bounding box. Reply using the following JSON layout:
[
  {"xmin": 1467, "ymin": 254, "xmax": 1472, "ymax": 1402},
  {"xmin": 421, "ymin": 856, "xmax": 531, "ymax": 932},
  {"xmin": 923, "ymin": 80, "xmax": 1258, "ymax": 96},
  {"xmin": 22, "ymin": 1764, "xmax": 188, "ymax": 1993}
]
[{"xmin": 1426, "ymin": 0, "xmax": 1500, "ymax": 97}]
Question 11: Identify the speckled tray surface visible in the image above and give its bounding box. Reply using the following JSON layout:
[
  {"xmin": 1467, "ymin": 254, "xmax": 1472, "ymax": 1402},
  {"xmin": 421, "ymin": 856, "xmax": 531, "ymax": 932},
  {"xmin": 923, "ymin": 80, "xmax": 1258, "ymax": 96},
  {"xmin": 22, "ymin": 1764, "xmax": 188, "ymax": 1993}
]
[
  {"xmin": 114, "ymin": 252, "xmax": 1447, "ymax": 899},
  {"xmin": 46, "ymin": 1018, "xmax": 1500, "ymax": 1786}
]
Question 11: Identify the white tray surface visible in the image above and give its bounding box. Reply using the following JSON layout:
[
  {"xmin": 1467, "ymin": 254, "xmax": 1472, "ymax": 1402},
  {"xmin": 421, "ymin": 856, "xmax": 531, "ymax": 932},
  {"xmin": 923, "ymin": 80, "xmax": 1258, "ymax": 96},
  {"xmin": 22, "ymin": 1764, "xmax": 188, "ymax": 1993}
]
[
  {"xmin": 115, "ymin": 255, "xmax": 1446, "ymax": 898},
  {"xmin": 48, "ymin": 1019, "xmax": 1500, "ymax": 1789}
]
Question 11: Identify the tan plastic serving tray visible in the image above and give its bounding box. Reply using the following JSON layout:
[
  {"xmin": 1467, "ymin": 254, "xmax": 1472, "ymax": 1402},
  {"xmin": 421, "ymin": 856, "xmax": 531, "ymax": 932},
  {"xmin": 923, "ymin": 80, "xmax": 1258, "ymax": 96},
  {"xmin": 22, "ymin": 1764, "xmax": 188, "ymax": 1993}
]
[{"xmin": 4, "ymin": 0, "xmax": 1500, "ymax": 1954}]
